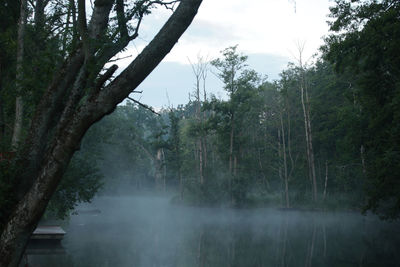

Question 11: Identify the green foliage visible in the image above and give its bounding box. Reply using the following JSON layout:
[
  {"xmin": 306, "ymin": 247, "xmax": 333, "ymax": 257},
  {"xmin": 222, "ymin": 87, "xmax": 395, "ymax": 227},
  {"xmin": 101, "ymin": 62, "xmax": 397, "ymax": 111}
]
[
  {"xmin": 0, "ymin": 0, "xmax": 393, "ymax": 219},
  {"xmin": 211, "ymin": 45, "xmax": 248, "ymax": 95},
  {"xmin": 46, "ymin": 151, "xmax": 103, "ymax": 219},
  {"xmin": 323, "ymin": 0, "xmax": 400, "ymax": 218}
]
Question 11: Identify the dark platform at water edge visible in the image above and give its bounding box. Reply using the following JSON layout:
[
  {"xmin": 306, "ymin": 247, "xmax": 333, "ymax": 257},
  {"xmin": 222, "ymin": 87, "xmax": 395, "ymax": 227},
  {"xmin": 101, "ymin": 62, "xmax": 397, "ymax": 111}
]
[{"xmin": 31, "ymin": 226, "xmax": 66, "ymax": 240}]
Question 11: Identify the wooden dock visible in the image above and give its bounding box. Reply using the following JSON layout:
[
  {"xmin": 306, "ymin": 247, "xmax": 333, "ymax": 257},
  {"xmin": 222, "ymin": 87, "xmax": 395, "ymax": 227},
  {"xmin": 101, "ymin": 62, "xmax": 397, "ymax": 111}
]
[
  {"xmin": 31, "ymin": 225, "xmax": 66, "ymax": 240},
  {"xmin": 26, "ymin": 226, "xmax": 66, "ymax": 255}
]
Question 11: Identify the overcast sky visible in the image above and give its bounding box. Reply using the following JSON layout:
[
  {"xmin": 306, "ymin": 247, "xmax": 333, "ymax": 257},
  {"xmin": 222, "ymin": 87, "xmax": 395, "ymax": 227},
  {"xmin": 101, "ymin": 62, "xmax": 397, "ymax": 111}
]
[{"xmin": 116, "ymin": 0, "xmax": 334, "ymax": 108}]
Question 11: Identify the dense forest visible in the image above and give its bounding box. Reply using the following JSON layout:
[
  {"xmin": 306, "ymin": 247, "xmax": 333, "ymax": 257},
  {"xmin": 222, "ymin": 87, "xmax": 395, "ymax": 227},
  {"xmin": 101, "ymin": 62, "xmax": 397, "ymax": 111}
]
[
  {"xmin": 0, "ymin": 0, "xmax": 399, "ymax": 266},
  {"xmin": 68, "ymin": 44, "xmax": 385, "ymax": 213}
]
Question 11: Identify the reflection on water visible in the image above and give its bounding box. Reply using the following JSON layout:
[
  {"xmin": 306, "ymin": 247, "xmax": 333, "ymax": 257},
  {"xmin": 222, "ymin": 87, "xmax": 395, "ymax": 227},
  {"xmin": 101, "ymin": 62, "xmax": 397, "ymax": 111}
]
[{"xmin": 28, "ymin": 196, "xmax": 400, "ymax": 267}]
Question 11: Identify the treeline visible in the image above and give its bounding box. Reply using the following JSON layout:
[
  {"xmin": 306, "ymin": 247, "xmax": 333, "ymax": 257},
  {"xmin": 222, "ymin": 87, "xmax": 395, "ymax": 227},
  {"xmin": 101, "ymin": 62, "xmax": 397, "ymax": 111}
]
[
  {"xmin": 84, "ymin": 48, "xmax": 365, "ymax": 211},
  {"xmin": 1, "ymin": 0, "xmax": 399, "ymax": 221},
  {"xmin": 81, "ymin": 0, "xmax": 400, "ymax": 220}
]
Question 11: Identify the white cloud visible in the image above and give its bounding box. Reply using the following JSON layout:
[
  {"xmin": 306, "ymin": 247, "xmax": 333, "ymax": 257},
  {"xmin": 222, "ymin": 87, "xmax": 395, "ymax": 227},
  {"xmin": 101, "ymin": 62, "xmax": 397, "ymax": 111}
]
[
  {"xmin": 161, "ymin": 0, "xmax": 332, "ymax": 63},
  {"xmin": 112, "ymin": 0, "xmax": 334, "ymax": 106},
  {"xmin": 115, "ymin": 0, "xmax": 332, "ymax": 66}
]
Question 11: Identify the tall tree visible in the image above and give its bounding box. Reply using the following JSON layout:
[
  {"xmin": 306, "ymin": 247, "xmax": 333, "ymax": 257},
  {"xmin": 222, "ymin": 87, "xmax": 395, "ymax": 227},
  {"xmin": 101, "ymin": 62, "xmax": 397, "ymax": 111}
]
[
  {"xmin": 189, "ymin": 56, "xmax": 208, "ymax": 185},
  {"xmin": 211, "ymin": 46, "xmax": 247, "ymax": 175},
  {"xmin": 0, "ymin": 0, "xmax": 203, "ymax": 265},
  {"xmin": 296, "ymin": 45, "xmax": 318, "ymax": 202}
]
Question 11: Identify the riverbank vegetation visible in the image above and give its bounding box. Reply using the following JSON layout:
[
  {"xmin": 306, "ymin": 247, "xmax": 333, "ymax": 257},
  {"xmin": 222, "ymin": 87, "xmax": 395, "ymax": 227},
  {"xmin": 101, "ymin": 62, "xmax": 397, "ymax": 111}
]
[{"xmin": 93, "ymin": 1, "xmax": 400, "ymax": 218}]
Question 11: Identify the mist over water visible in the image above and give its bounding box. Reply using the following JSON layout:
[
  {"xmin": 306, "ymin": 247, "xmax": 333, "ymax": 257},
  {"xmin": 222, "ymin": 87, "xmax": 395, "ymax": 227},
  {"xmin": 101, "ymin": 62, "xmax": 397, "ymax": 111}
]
[{"xmin": 29, "ymin": 195, "xmax": 400, "ymax": 267}]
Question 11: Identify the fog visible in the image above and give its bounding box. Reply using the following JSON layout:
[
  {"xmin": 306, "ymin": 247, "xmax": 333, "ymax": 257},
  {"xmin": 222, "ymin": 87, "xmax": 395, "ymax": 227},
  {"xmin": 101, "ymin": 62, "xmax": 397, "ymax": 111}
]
[{"xmin": 28, "ymin": 194, "xmax": 400, "ymax": 267}]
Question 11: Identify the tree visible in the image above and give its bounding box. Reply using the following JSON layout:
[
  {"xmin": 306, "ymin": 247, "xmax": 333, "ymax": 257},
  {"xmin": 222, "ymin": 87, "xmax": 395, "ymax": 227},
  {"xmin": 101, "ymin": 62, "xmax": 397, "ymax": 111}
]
[
  {"xmin": 211, "ymin": 46, "xmax": 247, "ymax": 203},
  {"xmin": 167, "ymin": 109, "xmax": 184, "ymax": 199},
  {"xmin": 294, "ymin": 44, "xmax": 318, "ymax": 202},
  {"xmin": 189, "ymin": 55, "xmax": 209, "ymax": 185},
  {"xmin": 323, "ymin": 0, "xmax": 400, "ymax": 218},
  {"xmin": 0, "ymin": 0, "xmax": 203, "ymax": 265},
  {"xmin": 208, "ymin": 47, "xmax": 266, "ymax": 206}
]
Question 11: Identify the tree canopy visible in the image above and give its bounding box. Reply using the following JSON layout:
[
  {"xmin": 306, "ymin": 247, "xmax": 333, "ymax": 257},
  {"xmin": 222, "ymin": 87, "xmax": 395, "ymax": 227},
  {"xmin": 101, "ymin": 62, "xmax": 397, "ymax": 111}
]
[{"xmin": 0, "ymin": 0, "xmax": 203, "ymax": 266}]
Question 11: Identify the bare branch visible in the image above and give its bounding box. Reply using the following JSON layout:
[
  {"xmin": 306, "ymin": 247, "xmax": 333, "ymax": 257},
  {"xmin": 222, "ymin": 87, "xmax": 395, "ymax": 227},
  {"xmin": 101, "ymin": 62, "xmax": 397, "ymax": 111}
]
[
  {"xmin": 127, "ymin": 96, "xmax": 160, "ymax": 115},
  {"xmin": 108, "ymin": 54, "xmax": 133, "ymax": 63}
]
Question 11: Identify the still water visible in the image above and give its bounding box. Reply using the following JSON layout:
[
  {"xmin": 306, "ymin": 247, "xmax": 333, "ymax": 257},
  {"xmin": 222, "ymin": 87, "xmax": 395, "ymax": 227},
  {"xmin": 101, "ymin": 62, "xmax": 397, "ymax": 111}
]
[{"xmin": 28, "ymin": 195, "xmax": 400, "ymax": 267}]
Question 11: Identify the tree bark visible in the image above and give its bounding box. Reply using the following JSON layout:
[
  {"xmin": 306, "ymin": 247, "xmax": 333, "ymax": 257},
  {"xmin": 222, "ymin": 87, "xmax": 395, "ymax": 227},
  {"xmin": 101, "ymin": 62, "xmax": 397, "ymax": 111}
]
[
  {"xmin": 278, "ymin": 129, "xmax": 283, "ymax": 193},
  {"xmin": 258, "ymin": 148, "xmax": 270, "ymax": 190},
  {"xmin": 229, "ymin": 114, "xmax": 234, "ymax": 174},
  {"xmin": 305, "ymin": 86, "xmax": 318, "ymax": 202},
  {"xmin": 0, "ymin": 0, "xmax": 203, "ymax": 265},
  {"xmin": 229, "ymin": 115, "xmax": 235, "ymax": 204},
  {"xmin": 323, "ymin": 160, "xmax": 328, "ymax": 201},
  {"xmin": 280, "ymin": 112, "xmax": 290, "ymax": 208},
  {"xmin": 360, "ymin": 145, "xmax": 367, "ymax": 176},
  {"xmin": 199, "ymin": 139, "xmax": 204, "ymax": 184},
  {"xmin": 299, "ymin": 59, "xmax": 317, "ymax": 202},
  {"xmin": 161, "ymin": 148, "xmax": 166, "ymax": 191},
  {"xmin": 11, "ymin": 0, "xmax": 27, "ymax": 149}
]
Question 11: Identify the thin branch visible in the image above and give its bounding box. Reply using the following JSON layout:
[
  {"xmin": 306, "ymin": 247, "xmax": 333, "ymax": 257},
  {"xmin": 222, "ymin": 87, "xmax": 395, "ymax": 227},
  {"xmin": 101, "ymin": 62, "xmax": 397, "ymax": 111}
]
[
  {"xmin": 108, "ymin": 54, "xmax": 133, "ymax": 63},
  {"xmin": 127, "ymin": 96, "xmax": 160, "ymax": 115}
]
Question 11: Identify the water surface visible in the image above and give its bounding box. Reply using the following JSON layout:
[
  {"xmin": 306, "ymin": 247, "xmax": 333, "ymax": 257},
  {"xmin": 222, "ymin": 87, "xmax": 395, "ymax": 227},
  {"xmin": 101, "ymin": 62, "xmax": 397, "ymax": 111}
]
[{"xmin": 28, "ymin": 195, "xmax": 400, "ymax": 267}]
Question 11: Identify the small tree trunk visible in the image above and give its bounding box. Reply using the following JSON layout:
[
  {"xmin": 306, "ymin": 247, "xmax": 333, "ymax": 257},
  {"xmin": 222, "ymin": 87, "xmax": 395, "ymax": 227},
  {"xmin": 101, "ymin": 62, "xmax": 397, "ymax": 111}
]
[
  {"xmin": 286, "ymin": 95, "xmax": 294, "ymax": 169},
  {"xmin": 11, "ymin": 0, "xmax": 27, "ymax": 149},
  {"xmin": 300, "ymin": 78, "xmax": 311, "ymax": 177},
  {"xmin": 300, "ymin": 67, "xmax": 317, "ymax": 202},
  {"xmin": 189, "ymin": 56, "xmax": 208, "ymax": 185},
  {"xmin": 305, "ymin": 87, "xmax": 318, "ymax": 202},
  {"xmin": 233, "ymin": 154, "xmax": 237, "ymax": 177},
  {"xmin": 296, "ymin": 44, "xmax": 317, "ymax": 202},
  {"xmin": 155, "ymin": 148, "xmax": 164, "ymax": 191},
  {"xmin": 229, "ymin": 115, "xmax": 235, "ymax": 204},
  {"xmin": 323, "ymin": 160, "xmax": 328, "ymax": 200},
  {"xmin": 278, "ymin": 129, "xmax": 283, "ymax": 194},
  {"xmin": 229, "ymin": 115, "xmax": 234, "ymax": 174},
  {"xmin": 203, "ymin": 137, "xmax": 207, "ymax": 168},
  {"xmin": 199, "ymin": 138, "xmax": 204, "ymax": 184},
  {"xmin": 258, "ymin": 148, "xmax": 270, "ymax": 190},
  {"xmin": 280, "ymin": 112, "xmax": 290, "ymax": 208},
  {"xmin": 161, "ymin": 148, "xmax": 166, "ymax": 191},
  {"xmin": 360, "ymin": 145, "xmax": 367, "ymax": 176}
]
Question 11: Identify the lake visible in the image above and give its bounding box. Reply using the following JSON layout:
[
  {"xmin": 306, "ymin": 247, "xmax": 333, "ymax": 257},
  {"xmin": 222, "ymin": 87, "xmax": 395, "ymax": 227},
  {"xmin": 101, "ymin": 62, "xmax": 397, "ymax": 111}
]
[{"xmin": 27, "ymin": 195, "xmax": 400, "ymax": 267}]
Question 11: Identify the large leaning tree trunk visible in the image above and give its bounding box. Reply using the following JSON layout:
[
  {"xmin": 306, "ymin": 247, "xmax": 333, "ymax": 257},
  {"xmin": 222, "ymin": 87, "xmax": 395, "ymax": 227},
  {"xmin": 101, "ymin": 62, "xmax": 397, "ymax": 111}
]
[{"xmin": 0, "ymin": 0, "xmax": 203, "ymax": 266}]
